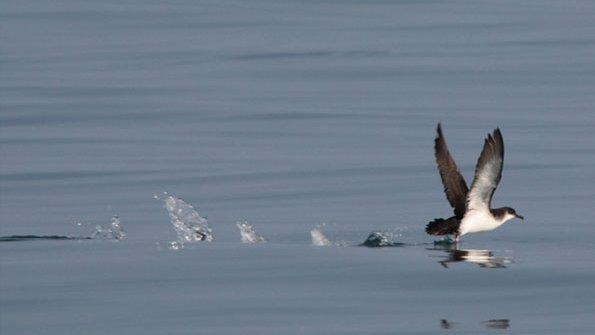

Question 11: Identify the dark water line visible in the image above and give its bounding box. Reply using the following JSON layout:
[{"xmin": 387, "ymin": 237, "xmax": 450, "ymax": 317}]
[{"xmin": 0, "ymin": 235, "xmax": 92, "ymax": 242}]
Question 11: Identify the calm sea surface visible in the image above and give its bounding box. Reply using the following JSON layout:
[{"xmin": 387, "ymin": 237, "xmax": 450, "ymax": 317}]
[{"xmin": 1, "ymin": 1, "xmax": 595, "ymax": 334}]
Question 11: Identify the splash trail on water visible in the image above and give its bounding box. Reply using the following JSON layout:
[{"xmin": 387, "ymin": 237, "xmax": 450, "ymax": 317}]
[
  {"xmin": 360, "ymin": 232, "xmax": 404, "ymax": 247},
  {"xmin": 236, "ymin": 221, "xmax": 266, "ymax": 244},
  {"xmin": 310, "ymin": 226, "xmax": 331, "ymax": 246},
  {"xmin": 1, "ymin": 216, "xmax": 126, "ymax": 242},
  {"xmin": 91, "ymin": 216, "xmax": 127, "ymax": 240},
  {"xmin": 155, "ymin": 193, "xmax": 213, "ymax": 249}
]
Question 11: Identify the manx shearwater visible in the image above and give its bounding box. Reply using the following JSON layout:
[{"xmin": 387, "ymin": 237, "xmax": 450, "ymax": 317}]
[{"xmin": 426, "ymin": 123, "xmax": 523, "ymax": 242}]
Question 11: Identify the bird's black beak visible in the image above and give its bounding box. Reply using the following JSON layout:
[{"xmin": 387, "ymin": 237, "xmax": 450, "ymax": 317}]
[{"xmin": 515, "ymin": 214, "xmax": 524, "ymax": 220}]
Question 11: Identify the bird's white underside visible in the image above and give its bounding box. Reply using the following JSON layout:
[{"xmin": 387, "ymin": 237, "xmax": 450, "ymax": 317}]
[
  {"xmin": 460, "ymin": 158, "xmax": 509, "ymax": 236},
  {"xmin": 460, "ymin": 210, "xmax": 515, "ymax": 236}
]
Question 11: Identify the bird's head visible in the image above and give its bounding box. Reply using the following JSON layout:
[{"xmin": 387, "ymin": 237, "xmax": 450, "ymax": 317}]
[{"xmin": 500, "ymin": 207, "xmax": 524, "ymax": 222}]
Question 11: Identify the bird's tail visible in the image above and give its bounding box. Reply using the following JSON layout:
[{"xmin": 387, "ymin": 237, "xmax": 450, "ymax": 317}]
[{"xmin": 426, "ymin": 217, "xmax": 459, "ymax": 236}]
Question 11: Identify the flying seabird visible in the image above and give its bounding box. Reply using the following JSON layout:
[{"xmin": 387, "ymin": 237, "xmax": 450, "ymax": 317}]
[{"xmin": 426, "ymin": 123, "xmax": 523, "ymax": 242}]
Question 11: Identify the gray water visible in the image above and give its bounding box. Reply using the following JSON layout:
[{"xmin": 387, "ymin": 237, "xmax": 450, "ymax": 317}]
[{"xmin": 1, "ymin": 0, "xmax": 595, "ymax": 334}]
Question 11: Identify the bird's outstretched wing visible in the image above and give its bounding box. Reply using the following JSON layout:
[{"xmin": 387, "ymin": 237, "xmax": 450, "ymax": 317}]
[
  {"xmin": 466, "ymin": 128, "xmax": 504, "ymax": 211},
  {"xmin": 434, "ymin": 123, "xmax": 469, "ymax": 218}
]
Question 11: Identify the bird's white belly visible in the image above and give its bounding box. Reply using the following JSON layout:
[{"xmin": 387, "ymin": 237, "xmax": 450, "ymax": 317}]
[{"xmin": 459, "ymin": 210, "xmax": 500, "ymax": 236}]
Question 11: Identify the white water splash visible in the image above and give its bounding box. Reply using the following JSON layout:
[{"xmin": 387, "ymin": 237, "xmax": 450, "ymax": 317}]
[
  {"xmin": 90, "ymin": 216, "xmax": 127, "ymax": 240},
  {"xmin": 236, "ymin": 221, "xmax": 266, "ymax": 244},
  {"xmin": 310, "ymin": 226, "xmax": 331, "ymax": 246},
  {"xmin": 155, "ymin": 193, "xmax": 213, "ymax": 248},
  {"xmin": 167, "ymin": 241, "xmax": 183, "ymax": 250},
  {"xmin": 360, "ymin": 231, "xmax": 403, "ymax": 247}
]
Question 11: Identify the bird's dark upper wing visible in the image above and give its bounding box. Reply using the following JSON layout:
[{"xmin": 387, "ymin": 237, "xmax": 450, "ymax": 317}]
[
  {"xmin": 434, "ymin": 123, "xmax": 469, "ymax": 218},
  {"xmin": 466, "ymin": 128, "xmax": 504, "ymax": 211}
]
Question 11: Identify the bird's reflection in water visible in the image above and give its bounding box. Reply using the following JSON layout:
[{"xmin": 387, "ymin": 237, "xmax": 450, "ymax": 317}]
[
  {"xmin": 481, "ymin": 319, "xmax": 510, "ymax": 329},
  {"xmin": 439, "ymin": 319, "xmax": 510, "ymax": 330},
  {"xmin": 430, "ymin": 245, "xmax": 512, "ymax": 268},
  {"xmin": 440, "ymin": 319, "xmax": 457, "ymax": 329}
]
